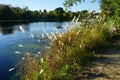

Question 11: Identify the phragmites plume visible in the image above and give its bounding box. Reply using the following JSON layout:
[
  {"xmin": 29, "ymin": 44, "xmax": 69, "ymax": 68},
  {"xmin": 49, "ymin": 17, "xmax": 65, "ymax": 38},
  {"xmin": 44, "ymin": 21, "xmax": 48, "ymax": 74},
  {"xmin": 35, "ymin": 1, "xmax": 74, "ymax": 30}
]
[
  {"xmin": 41, "ymin": 57, "xmax": 44, "ymax": 63},
  {"xmin": 39, "ymin": 69, "xmax": 43, "ymax": 74},
  {"xmin": 30, "ymin": 33, "xmax": 34, "ymax": 38},
  {"xmin": 19, "ymin": 25, "xmax": 25, "ymax": 33},
  {"xmin": 15, "ymin": 51, "xmax": 21, "ymax": 54},
  {"xmin": 18, "ymin": 44, "xmax": 24, "ymax": 48},
  {"xmin": 9, "ymin": 68, "xmax": 15, "ymax": 72},
  {"xmin": 72, "ymin": 16, "xmax": 76, "ymax": 22},
  {"xmin": 75, "ymin": 14, "xmax": 80, "ymax": 23},
  {"xmin": 69, "ymin": 36, "xmax": 71, "ymax": 42},
  {"xmin": 22, "ymin": 57, "xmax": 25, "ymax": 60},
  {"xmin": 76, "ymin": 30, "xmax": 81, "ymax": 35},
  {"xmin": 42, "ymin": 33, "xmax": 45, "ymax": 39},
  {"xmin": 48, "ymin": 35, "xmax": 53, "ymax": 40},
  {"xmin": 38, "ymin": 51, "xmax": 41, "ymax": 54},
  {"xmin": 79, "ymin": 44, "xmax": 82, "ymax": 48},
  {"xmin": 59, "ymin": 33, "xmax": 62, "ymax": 37}
]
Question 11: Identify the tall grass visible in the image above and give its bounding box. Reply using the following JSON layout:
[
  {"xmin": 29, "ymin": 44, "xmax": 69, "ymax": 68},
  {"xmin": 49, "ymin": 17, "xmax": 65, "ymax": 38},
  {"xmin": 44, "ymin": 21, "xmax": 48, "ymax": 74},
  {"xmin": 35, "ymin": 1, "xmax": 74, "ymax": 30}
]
[{"xmin": 15, "ymin": 12, "xmax": 118, "ymax": 80}]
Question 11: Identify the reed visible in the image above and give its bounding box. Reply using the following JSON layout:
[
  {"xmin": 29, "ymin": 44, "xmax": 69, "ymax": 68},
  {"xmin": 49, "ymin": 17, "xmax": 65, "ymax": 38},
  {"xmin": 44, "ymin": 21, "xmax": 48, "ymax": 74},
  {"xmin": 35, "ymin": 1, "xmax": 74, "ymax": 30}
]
[{"xmin": 15, "ymin": 12, "xmax": 119, "ymax": 80}]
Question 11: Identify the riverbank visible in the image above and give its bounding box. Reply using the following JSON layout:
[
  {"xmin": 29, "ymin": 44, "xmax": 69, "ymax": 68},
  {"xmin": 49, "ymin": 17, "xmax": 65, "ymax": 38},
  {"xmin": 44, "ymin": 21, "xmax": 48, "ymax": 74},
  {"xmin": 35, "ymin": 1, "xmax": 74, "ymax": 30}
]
[
  {"xmin": 74, "ymin": 36, "xmax": 120, "ymax": 80},
  {"xmin": 12, "ymin": 13, "xmax": 120, "ymax": 80}
]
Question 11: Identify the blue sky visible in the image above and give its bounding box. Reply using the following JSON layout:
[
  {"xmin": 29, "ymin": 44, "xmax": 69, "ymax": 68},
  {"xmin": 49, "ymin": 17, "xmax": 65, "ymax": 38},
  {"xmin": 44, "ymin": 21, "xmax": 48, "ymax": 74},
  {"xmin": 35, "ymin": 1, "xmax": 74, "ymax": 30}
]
[{"xmin": 0, "ymin": 0, "xmax": 100, "ymax": 12}]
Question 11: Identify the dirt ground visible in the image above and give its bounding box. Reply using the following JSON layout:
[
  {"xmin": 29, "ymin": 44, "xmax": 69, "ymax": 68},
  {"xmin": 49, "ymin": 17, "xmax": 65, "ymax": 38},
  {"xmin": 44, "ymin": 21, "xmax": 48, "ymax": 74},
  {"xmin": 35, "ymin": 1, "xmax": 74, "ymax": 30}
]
[{"xmin": 79, "ymin": 39, "xmax": 120, "ymax": 80}]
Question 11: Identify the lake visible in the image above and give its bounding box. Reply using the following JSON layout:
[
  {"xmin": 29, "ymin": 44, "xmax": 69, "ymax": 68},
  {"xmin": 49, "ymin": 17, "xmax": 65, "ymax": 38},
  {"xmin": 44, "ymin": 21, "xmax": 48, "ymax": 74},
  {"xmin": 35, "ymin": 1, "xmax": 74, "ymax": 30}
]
[{"xmin": 0, "ymin": 21, "xmax": 73, "ymax": 80}]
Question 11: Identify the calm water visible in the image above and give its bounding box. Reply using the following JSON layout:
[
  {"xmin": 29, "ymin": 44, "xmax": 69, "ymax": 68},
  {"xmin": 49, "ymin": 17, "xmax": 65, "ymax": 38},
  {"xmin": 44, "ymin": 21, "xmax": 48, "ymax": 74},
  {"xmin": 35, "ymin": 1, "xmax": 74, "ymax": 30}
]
[{"xmin": 0, "ymin": 21, "xmax": 73, "ymax": 80}]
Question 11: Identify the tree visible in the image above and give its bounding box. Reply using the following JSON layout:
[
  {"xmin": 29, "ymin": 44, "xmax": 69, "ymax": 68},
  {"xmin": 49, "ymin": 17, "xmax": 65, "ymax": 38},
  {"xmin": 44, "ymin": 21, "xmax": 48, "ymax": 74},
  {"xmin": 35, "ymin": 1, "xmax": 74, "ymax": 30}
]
[
  {"xmin": 63, "ymin": 0, "xmax": 82, "ymax": 9},
  {"xmin": 55, "ymin": 7, "xmax": 64, "ymax": 13},
  {"xmin": 32, "ymin": 10, "xmax": 40, "ymax": 19},
  {"xmin": 54, "ymin": 7, "xmax": 65, "ymax": 20},
  {"xmin": 0, "ymin": 5, "xmax": 17, "ymax": 20},
  {"xmin": 43, "ymin": 9, "xmax": 47, "ymax": 14},
  {"xmin": 63, "ymin": 0, "xmax": 96, "ymax": 8},
  {"xmin": 100, "ymin": 0, "xmax": 120, "ymax": 17}
]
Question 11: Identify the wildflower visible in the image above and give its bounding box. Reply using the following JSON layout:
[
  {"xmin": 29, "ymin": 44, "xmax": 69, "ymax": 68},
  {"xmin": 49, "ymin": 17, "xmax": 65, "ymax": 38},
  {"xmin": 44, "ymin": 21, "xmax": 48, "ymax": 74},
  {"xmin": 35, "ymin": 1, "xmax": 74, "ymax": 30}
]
[
  {"xmin": 41, "ymin": 58, "xmax": 43, "ymax": 63},
  {"xmin": 15, "ymin": 51, "xmax": 20, "ymax": 54},
  {"xmin": 40, "ymin": 69, "xmax": 43, "ymax": 74},
  {"xmin": 19, "ymin": 25, "xmax": 25, "ymax": 33},
  {"xmin": 18, "ymin": 44, "xmax": 23, "ymax": 47},
  {"xmin": 9, "ymin": 68, "xmax": 15, "ymax": 72},
  {"xmin": 30, "ymin": 33, "xmax": 34, "ymax": 38}
]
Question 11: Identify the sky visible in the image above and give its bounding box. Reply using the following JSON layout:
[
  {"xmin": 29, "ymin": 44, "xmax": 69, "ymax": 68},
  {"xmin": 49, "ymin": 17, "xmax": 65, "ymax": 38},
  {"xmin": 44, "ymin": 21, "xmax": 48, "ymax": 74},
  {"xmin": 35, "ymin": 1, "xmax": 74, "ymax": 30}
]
[{"xmin": 0, "ymin": 0, "xmax": 100, "ymax": 12}]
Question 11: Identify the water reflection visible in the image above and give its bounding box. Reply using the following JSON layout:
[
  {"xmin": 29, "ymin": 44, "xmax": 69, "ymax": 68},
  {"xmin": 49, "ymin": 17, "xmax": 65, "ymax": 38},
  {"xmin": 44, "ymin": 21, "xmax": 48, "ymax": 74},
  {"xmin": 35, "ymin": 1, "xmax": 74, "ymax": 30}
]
[
  {"xmin": 0, "ymin": 21, "xmax": 72, "ymax": 80},
  {"xmin": 0, "ymin": 21, "xmax": 31, "ymax": 35},
  {"xmin": 0, "ymin": 27, "xmax": 13, "ymax": 35}
]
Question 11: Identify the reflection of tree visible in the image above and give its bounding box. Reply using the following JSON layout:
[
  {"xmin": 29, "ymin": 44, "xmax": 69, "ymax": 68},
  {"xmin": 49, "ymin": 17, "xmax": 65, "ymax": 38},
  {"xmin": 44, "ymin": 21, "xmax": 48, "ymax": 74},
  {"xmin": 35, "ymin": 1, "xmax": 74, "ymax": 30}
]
[
  {"xmin": 0, "ymin": 27, "xmax": 13, "ymax": 35},
  {"xmin": 55, "ymin": 22, "xmax": 63, "ymax": 29},
  {"xmin": 0, "ymin": 21, "xmax": 31, "ymax": 35}
]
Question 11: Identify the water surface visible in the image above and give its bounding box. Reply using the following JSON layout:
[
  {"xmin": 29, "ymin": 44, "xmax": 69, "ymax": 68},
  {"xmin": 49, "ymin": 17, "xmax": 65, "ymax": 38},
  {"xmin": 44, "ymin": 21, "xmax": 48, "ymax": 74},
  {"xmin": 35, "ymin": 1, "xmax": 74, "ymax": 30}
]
[{"xmin": 0, "ymin": 21, "xmax": 73, "ymax": 80}]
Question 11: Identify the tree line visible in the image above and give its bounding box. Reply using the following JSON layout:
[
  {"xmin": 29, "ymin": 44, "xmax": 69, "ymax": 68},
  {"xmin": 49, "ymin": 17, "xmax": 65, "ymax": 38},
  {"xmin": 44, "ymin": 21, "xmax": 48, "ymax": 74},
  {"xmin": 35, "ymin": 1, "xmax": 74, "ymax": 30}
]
[{"xmin": 0, "ymin": 4, "xmax": 99, "ymax": 21}]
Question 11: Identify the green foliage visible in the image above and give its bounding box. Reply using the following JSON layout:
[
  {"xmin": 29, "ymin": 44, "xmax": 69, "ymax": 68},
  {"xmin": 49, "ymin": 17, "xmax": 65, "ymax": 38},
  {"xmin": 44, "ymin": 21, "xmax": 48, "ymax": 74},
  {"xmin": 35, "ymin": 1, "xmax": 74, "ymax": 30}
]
[
  {"xmin": 0, "ymin": 4, "xmax": 40, "ymax": 20},
  {"xmin": 63, "ymin": 0, "xmax": 96, "ymax": 10},
  {"xmin": 63, "ymin": 0, "xmax": 82, "ymax": 10},
  {"xmin": 100, "ymin": 0, "xmax": 120, "ymax": 17},
  {"xmin": 0, "ymin": 4, "xmax": 96, "ymax": 21}
]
